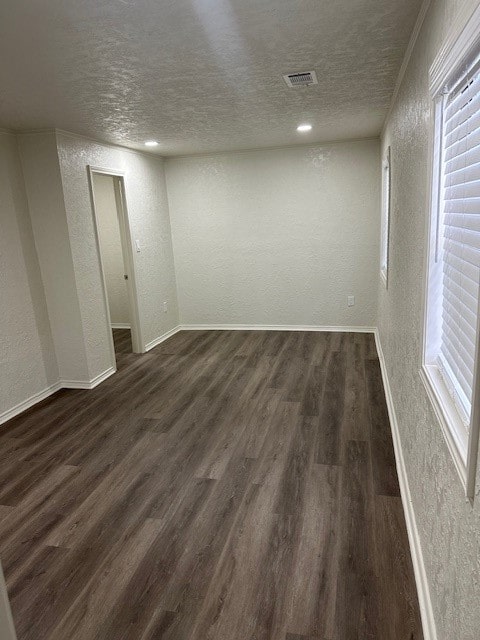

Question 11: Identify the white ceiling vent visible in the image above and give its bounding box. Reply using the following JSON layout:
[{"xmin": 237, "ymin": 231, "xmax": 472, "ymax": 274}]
[{"xmin": 282, "ymin": 70, "xmax": 318, "ymax": 88}]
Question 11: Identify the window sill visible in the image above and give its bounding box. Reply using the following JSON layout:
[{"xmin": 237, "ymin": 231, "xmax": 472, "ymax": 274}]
[{"xmin": 420, "ymin": 364, "xmax": 468, "ymax": 492}]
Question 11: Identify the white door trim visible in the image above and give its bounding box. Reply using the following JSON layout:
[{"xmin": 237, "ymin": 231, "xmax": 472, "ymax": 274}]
[{"xmin": 88, "ymin": 166, "xmax": 144, "ymax": 361}]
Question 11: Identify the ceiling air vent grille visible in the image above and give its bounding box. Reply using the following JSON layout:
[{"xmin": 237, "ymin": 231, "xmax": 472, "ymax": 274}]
[{"xmin": 283, "ymin": 70, "xmax": 318, "ymax": 88}]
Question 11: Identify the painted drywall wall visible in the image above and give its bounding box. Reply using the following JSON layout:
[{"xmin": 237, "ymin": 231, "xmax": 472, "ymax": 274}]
[
  {"xmin": 379, "ymin": 0, "xmax": 480, "ymax": 638},
  {"xmin": 19, "ymin": 132, "xmax": 90, "ymax": 383},
  {"xmin": 0, "ymin": 132, "xmax": 58, "ymax": 419},
  {"xmin": 166, "ymin": 140, "xmax": 380, "ymax": 327},
  {"xmin": 56, "ymin": 131, "xmax": 179, "ymax": 377},
  {"xmin": 92, "ymin": 173, "xmax": 129, "ymax": 326}
]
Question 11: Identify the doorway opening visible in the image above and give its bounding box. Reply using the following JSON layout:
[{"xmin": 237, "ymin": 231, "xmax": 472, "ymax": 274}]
[{"xmin": 89, "ymin": 168, "xmax": 143, "ymax": 368}]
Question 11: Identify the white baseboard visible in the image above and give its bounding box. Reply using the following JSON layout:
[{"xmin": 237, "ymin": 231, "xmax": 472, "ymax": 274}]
[
  {"xmin": 144, "ymin": 324, "xmax": 376, "ymax": 352},
  {"xmin": 111, "ymin": 323, "xmax": 131, "ymax": 329},
  {"xmin": 145, "ymin": 325, "xmax": 182, "ymax": 351},
  {"xmin": 374, "ymin": 329, "xmax": 437, "ymax": 640},
  {"xmin": 0, "ymin": 367, "xmax": 117, "ymax": 427},
  {"xmin": 60, "ymin": 366, "xmax": 116, "ymax": 390},
  {"xmin": 179, "ymin": 323, "xmax": 376, "ymax": 333},
  {"xmin": 0, "ymin": 381, "xmax": 61, "ymax": 425}
]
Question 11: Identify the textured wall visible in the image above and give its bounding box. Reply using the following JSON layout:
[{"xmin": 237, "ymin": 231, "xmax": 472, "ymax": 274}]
[
  {"xmin": 379, "ymin": 0, "xmax": 480, "ymax": 638},
  {"xmin": 0, "ymin": 133, "xmax": 58, "ymax": 417},
  {"xmin": 92, "ymin": 174, "xmax": 129, "ymax": 326},
  {"xmin": 166, "ymin": 140, "xmax": 380, "ymax": 327},
  {"xmin": 19, "ymin": 132, "xmax": 89, "ymax": 382},
  {"xmin": 56, "ymin": 132, "xmax": 179, "ymax": 378}
]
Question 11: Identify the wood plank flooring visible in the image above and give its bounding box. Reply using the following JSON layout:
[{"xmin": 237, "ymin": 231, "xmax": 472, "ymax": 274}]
[
  {"xmin": 112, "ymin": 328, "xmax": 132, "ymax": 355},
  {"xmin": 0, "ymin": 330, "xmax": 423, "ymax": 640}
]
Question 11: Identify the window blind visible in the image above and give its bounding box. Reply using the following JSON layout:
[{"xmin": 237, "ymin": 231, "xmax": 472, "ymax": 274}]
[{"xmin": 439, "ymin": 61, "xmax": 480, "ymax": 425}]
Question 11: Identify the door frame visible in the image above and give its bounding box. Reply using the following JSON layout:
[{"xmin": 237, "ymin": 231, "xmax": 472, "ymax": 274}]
[{"xmin": 87, "ymin": 166, "xmax": 144, "ymax": 363}]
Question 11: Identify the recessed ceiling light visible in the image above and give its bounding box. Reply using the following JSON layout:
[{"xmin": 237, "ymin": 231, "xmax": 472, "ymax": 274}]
[
  {"xmin": 144, "ymin": 140, "xmax": 158, "ymax": 147},
  {"xmin": 297, "ymin": 124, "xmax": 312, "ymax": 133}
]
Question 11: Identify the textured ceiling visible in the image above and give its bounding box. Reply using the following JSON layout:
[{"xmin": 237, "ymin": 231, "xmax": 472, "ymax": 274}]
[{"xmin": 0, "ymin": 0, "xmax": 422, "ymax": 156}]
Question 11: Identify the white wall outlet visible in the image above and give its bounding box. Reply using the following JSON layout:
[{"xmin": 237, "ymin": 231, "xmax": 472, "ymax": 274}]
[
  {"xmin": 163, "ymin": 301, "xmax": 168, "ymax": 313},
  {"xmin": 347, "ymin": 295, "xmax": 355, "ymax": 307}
]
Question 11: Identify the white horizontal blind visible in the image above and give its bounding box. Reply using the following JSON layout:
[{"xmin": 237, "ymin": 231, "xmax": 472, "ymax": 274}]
[{"xmin": 439, "ymin": 61, "xmax": 480, "ymax": 425}]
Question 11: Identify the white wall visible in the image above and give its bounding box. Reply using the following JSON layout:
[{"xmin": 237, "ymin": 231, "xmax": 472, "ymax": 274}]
[
  {"xmin": 92, "ymin": 174, "xmax": 129, "ymax": 326},
  {"xmin": 56, "ymin": 131, "xmax": 179, "ymax": 376},
  {"xmin": 379, "ymin": 0, "xmax": 480, "ymax": 638},
  {"xmin": 0, "ymin": 132, "xmax": 58, "ymax": 420},
  {"xmin": 166, "ymin": 140, "xmax": 380, "ymax": 328},
  {"xmin": 16, "ymin": 130, "xmax": 179, "ymax": 388},
  {"xmin": 19, "ymin": 132, "xmax": 90, "ymax": 383}
]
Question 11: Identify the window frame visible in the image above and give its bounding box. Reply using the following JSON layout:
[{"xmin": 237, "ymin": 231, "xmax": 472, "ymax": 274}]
[
  {"xmin": 380, "ymin": 146, "xmax": 391, "ymax": 287},
  {"xmin": 422, "ymin": 1, "xmax": 480, "ymax": 500}
]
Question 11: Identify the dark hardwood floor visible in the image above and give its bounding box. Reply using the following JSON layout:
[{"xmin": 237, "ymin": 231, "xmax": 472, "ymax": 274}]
[
  {"xmin": 0, "ymin": 330, "xmax": 423, "ymax": 640},
  {"xmin": 113, "ymin": 328, "xmax": 132, "ymax": 356}
]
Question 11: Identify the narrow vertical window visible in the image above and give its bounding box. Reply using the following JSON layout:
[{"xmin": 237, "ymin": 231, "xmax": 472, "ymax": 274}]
[{"xmin": 381, "ymin": 146, "xmax": 391, "ymax": 286}]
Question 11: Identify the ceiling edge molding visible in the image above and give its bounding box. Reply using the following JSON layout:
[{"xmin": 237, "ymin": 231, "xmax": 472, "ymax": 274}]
[
  {"xmin": 15, "ymin": 128, "xmax": 166, "ymax": 161},
  {"xmin": 6, "ymin": 127, "xmax": 380, "ymax": 161},
  {"xmin": 165, "ymin": 136, "xmax": 381, "ymax": 162},
  {"xmin": 381, "ymin": 0, "xmax": 432, "ymax": 136},
  {"xmin": 54, "ymin": 129, "xmax": 166, "ymax": 161}
]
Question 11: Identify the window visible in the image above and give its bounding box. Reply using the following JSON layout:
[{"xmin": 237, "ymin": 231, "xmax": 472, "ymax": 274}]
[
  {"xmin": 380, "ymin": 147, "xmax": 391, "ymax": 286},
  {"xmin": 424, "ymin": 11, "xmax": 480, "ymax": 498}
]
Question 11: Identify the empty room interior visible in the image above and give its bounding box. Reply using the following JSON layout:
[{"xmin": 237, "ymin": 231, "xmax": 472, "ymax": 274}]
[{"xmin": 1, "ymin": 0, "xmax": 480, "ymax": 639}]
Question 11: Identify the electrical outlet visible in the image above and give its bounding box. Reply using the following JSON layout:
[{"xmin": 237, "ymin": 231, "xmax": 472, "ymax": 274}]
[
  {"xmin": 163, "ymin": 301, "xmax": 168, "ymax": 313},
  {"xmin": 347, "ymin": 295, "xmax": 355, "ymax": 307}
]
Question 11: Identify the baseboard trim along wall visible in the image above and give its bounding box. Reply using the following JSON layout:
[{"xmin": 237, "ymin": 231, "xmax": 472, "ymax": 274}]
[
  {"xmin": 145, "ymin": 325, "xmax": 182, "ymax": 351},
  {"xmin": 60, "ymin": 366, "xmax": 116, "ymax": 390},
  {"xmin": 0, "ymin": 382, "xmax": 62, "ymax": 426},
  {"xmin": 111, "ymin": 323, "xmax": 131, "ymax": 329},
  {"xmin": 0, "ymin": 367, "xmax": 116, "ymax": 426},
  {"xmin": 374, "ymin": 329, "xmax": 437, "ymax": 640},
  {"xmin": 179, "ymin": 324, "xmax": 377, "ymax": 333}
]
